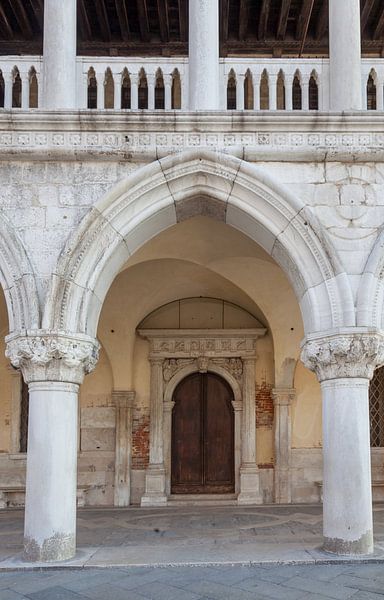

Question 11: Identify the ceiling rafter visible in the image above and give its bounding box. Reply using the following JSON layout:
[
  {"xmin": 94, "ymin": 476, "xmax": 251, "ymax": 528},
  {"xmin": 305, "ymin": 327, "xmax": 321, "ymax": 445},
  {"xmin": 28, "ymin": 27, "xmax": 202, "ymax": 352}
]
[
  {"xmin": 157, "ymin": 0, "xmax": 169, "ymax": 42},
  {"xmin": 220, "ymin": 0, "xmax": 229, "ymax": 50},
  {"xmin": 136, "ymin": 0, "xmax": 150, "ymax": 42},
  {"xmin": 277, "ymin": 0, "xmax": 292, "ymax": 40},
  {"xmin": 95, "ymin": 0, "xmax": 111, "ymax": 41},
  {"xmin": 374, "ymin": 6, "xmax": 384, "ymax": 40},
  {"xmin": 315, "ymin": 0, "xmax": 328, "ymax": 40},
  {"xmin": 361, "ymin": 0, "xmax": 376, "ymax": 33},
  {"xmin": 7, "ymin": 0, "xmax": 33, "ymax": 38},
  {"xmin": 28, "ymin": 0, "xmax": 43, "ymax": 30},
  {"xmin": 296, "ymin": 0, "xmax": 314, "ymax": 40},
  {"xmin": 258, "ymin": 0, "xmax": 271, "ymax": 40},
  {"xmin": 115, "ymin": 0, "xmax": 130, "ymax": 41},
  {"xmin": 178, "ymin": 0, "xmax": 188, "ymax": 42},
  {"xmin": 239, "ymin": 0, "xmax": 248, "ymax": 40}
]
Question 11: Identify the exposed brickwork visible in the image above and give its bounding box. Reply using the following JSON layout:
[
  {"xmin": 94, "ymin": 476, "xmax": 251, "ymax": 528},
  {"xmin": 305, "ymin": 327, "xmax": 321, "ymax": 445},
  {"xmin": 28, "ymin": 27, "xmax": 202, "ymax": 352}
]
[
  {"xmin": 256, "ymin": 380, "xmax": 274, "ymax": 429},
  {"xmin": 132, "ymin": 408, "xmax": 150, "ymax": 470}
]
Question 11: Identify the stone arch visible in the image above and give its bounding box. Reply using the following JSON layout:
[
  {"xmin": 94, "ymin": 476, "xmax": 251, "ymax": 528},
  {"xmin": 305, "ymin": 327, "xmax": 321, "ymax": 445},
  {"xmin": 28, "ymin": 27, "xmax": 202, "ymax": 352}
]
[
  {"xmin": 357, "ymin": 229, "xmax": 384, "ymax": 328},
  {"xmin": 227, "ymin": 68, "xmax": 237, "ymax": 110},
  {"xmin": 164, "ymin": 364, "xmax": 242, "ymax": 405},
  {"xmin": 44, "ymin": 149, "xmax": 353, "ymax": 338},
  {"xmin": 0, "ymin": 213, "xmax": 39, "ymax": 332}
]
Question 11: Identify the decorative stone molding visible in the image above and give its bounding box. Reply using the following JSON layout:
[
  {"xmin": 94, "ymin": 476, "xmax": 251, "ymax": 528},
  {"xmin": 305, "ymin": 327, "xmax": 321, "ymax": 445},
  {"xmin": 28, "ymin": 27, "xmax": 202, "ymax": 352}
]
[
  {"xmin": 301, "ymin": 330, "xmax": 384, "ymax": 382},
  {"xmin": 5, "ymin": 330, "xmax": 100, "ymax": 384},
  {"xmin": 272, "ymin": 388, "xmax": 296, "ymax": 406},
  {"xmin": 139, "ymin": 328, "xmax": 266, "ymax": 359},
  {"xmin": 139, "ymin": 328, "xmax": 267, "ymax": 506}
]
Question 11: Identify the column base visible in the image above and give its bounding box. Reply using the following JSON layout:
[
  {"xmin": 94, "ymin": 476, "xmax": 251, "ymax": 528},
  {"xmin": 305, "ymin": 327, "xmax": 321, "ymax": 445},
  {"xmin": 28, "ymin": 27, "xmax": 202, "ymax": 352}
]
[
  {"xmin": 24, "ymin": 533, "xmax": 76, "ymax": 562},
  {"xmin": 274, "ymin": 467, "xmax": 292, "ymax": 504},
  {"xmin": 237, "ymin": 465, "xmax": 263, "ymax": 505},
  {"xmin": 140, "ymin": 464, "xmax": 167, "ymax": 507},
  {"xmin": 323, "ymin": 531, "xmax": 374, "ymax": 556}
]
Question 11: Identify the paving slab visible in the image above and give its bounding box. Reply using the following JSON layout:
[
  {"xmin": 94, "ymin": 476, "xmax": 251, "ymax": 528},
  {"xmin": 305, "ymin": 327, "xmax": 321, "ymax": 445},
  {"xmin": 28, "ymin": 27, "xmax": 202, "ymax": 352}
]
[{"xmin": 0, "ymin": 504, "xmax": 384, "ymax": 571}]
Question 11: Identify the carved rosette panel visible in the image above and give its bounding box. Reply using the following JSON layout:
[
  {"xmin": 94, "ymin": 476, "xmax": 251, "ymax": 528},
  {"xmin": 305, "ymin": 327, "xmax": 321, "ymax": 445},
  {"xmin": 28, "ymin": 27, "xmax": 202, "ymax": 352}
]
[
  {"xmin": 301, "ymin": 332, "xmax": 384, "ymax": 382},
  {"xmin": 5, "ymin": 330, "xmax": 100, "ymax": 384}
]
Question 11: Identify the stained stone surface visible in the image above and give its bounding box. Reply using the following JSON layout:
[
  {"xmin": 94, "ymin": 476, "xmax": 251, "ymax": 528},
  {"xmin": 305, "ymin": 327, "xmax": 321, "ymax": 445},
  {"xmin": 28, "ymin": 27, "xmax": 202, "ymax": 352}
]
[{"xmin": 1, "ymin": 504, "xmax": 384, "ymax": 570}]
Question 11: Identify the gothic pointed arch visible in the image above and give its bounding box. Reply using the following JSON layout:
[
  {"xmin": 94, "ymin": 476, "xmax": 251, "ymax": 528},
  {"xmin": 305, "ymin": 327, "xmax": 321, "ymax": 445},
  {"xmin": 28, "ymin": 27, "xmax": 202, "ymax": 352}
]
[
  {"xmin": 171, "ymin": 68, "xmax": 181, "ymax": 109},
  {"xmin": 44, "ymin": 150, "xmax": 352, "ymax": 339},
  {"xmin": 260, "ymin": 69, "xmax": 269, "ymax": 110},
  {"xmin": 121, "ymin": 68, "xmax": 131, "ymax": 109},
  {"xmin": 138, "ymin": 68, "xmax": 148, "ymax": 109},
  {"xmin": 29, "ymin": 66, "xmax": 38, "ymax": 108},
  {"xmin": 0, "ymin": 213, "xmax": 39, "ymax": 332},
  {"xmin": 104, "ymin": 68, "xmax": 114, "ymax": 109},
  {"xmin": 12, "ymin": 66, "xmax": 21, "ymax": 108},
  {"xmin": 155, "ymin": 68, "xmax": 165, "ymax": 109},
  {"xmin": 244, "ymin": 69, "xmax": 253, "ymax": 110},
  {"xmin": 227, "ymin": 69, "xmax": 236, "ymax": 110},
  {"xmin": 87, "ymin": 67, "xmax": 97, "ymax": 109},
  {"xmin": 277, "ymin": 70, "xmax": 285, "ymax": 110}
]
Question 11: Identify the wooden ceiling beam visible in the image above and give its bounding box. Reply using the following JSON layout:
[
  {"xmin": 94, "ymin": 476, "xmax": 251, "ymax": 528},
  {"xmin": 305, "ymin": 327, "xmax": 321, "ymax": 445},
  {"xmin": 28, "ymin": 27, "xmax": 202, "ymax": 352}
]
[
  {"xmin": 361, "ymin": 0, "xmax": 376, "ymax": 33},
  {"xmin": 7, "ymin": 0, "xmax": 33, "ymax": 38},
  {"xmin": 78, "ymin": 0, "xmax": 92, "ymax": 41},
  {"xmin": 374, "ymin": 7, "xmax": 384, "ymax": 40},
  {"xmin": 296, "ymin": 0, "xmax": 314, "ymax": 40},
  {"xmin": 136, "ymin": 0, "xmax": 150, "ymax": 42},
  {"xmin": 277, "ymin": 0, "xmax": 292, "ymax": 40},
  {"xmin": 178, "ymin": 0, "xmax": 188, "ymax": 42},
  {"xmin": 95, "ymin": 0, "xmax": 111, "ymax": 41},
  {"xmin": 239, "ymin": 0, "xmax": 248, "ymax": 40},
  {"xmin": 157, "ymin": 0, "xmax": 169, "ymax": 42},
  {"xmin": 315, "ymin": 0, "xmax": 328, "ymax": 40},
  {"xmin": 115, "ymin": 0, "xmax": 130, "ymax": 41},
  {"xmin": 220, "ymin": 0, "xmax": 229, "ymax": 50},
  {"xmin": 28, "ymin": 0, "xmax": 43, "ymax": 31},
  {"xmin": 258, "ymin": 0, "xmax": 271, "ymax": 40},
  {"xmin": 0, "ymin": 4, "xmax": 13, "ymax": 39}
]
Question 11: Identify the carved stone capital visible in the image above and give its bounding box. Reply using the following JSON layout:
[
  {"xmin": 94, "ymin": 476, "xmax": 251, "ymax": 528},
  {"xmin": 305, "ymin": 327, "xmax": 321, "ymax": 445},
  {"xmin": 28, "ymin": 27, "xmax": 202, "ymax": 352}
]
[
  {"xmin": 272, "ymin": 388, "xmax": 296, "ymax": 406},
  {"xmin": 5, "ymin": 330, "xmax": 100, "ymax": 385},
  {"xmin": 301, "ymin": 331, "xmax": 384, "ymax": 382},
  {"xmin": 112, "ymin": 391, "xmax": 135, "ymax": 410}
]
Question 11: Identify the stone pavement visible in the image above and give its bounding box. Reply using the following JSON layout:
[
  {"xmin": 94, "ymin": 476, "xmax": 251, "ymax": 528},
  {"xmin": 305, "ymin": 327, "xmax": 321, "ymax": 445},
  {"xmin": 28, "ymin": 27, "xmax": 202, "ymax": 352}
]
[
  {"xmin": 2, "ymin": 563, "xmax": 384, "ymax": 599},
  {"xmin": 1, "ymin": 504, "xmax": 384, "ymax": 572}
]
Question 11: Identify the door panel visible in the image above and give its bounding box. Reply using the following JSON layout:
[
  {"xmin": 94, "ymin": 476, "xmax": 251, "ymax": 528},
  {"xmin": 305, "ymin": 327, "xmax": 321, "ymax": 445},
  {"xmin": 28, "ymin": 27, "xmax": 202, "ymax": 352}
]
[
  {"xmin": 171, "ymin": 372, "xmax": 235, "ymax": 494},
  {"xmin": 204, "ymin": 374, "xmax": 234, "ymax": 488},
  {"xmin": 171, "ymin": 373, "xmax": 203, "ymax": 488}
]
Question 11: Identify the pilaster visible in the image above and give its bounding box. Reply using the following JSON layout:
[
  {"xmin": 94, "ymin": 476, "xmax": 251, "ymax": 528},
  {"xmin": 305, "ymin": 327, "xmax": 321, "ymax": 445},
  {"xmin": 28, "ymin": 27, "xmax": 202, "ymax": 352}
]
[
  {"xmin": 272, "ymin": 388, "xmax": 295, "ymax": 504},
  {"xmin": 113, "ymin": 391, "xmax": 135, "ymax": 507}
]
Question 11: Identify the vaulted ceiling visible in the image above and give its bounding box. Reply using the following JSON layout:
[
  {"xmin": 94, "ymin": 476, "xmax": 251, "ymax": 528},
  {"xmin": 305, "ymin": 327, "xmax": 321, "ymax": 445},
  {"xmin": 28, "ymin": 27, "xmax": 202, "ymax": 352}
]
[{"xmin": 0, "ymin": 0, "xmax": 383, "ymax": 57}]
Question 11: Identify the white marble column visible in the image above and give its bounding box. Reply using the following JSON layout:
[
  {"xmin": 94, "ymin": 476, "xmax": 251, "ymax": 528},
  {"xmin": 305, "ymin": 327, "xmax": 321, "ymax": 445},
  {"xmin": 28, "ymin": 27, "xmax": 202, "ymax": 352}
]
[
  {"xmin": 4, "ymin": 73, "xmax": 12, "ymax": 109},
  {"xmin": 141, "ymin": 358, "xmax": 167, "ymax": 506},
  {"xmin": 329, "ymin": 0, "xmax": 362, "ymax": 111},
  {"xmin": 113, "ymin": 391, "xmax": 135, "ymax": 507},
  {"xmin": 164, "ymin": 75, "xmax": 172, "ymax": 110},
  {"xmin": 147, "ymin": 74, "xmax": 155, "ymax": 110},
  {"xmin": 302, "ymin": 331, "xmax": 384, "ymax": 555},
  {"xmin": 238, "ymin": 357, "xmax": 262, "ymax": 504},
  {"xmin": 131, "ymin": 75, "xmax": 139, "ymax": 110},
  {"xmin": 272, "ymin": 388, "xmax": 295, "ymax": 504},
  {"xmin": 236, "ymin": 74, "xmax": 245, "ymax": 111},
  {"xmin": 21, "ymin": 73, "xmax": 29, "ymax": 109},
  {"xmin": 269, "ymin": 73, "xmax": 277, "ymax": 111},
  {"xmin": 114, "ymin": 76, "xmax": 121, "ymax": 110},
  {"xmin": 377, "ymin": 76, "xmax": 384, "ymax": 111},
  {"xmin": 42, "ymin": 0, "xmax": 77, "ymax": 109},
  {"xmin": 302, "ymin": 81, "xmax": 309, "ymax": 111},
  {"xmin": 97, "ymin": 73, "xmax": 105, "ymax": 110},
  {"xmin": 253, "ymin": 73, "xmax": 261, "ymax": 110},
  {"xmin": 6, "ymin": 331, "xmax": 99, "ymax": 562},
  {"xmin": 189, "ymin": 0, "xmax": 220, "ymax": 110},
  {"xmin": 285, "ymin": 75, "xmax": 293, "ymax": 111}
]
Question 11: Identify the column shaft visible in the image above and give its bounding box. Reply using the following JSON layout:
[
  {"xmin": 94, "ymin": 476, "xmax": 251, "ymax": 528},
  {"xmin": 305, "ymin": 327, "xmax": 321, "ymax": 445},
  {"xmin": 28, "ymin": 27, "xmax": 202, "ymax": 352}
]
[
  {"xmin": 141, "ymin": 358, "xmax": 167, "ymax": 506},
  {"xmin": 238, "ymin": 357, "xmax": 262, "ymax": 504},
  {"xmin": 113, "ymin": 391, "xmax": 134, "ymax": 507},
  {"xmin": 329, "ymin": 0, "xmax": 362, "ymax": 110},
  {"xmin": 322, "ymin": 378, "xmax": 373, "ymax": 554},
  {"xmin": 131, "ymin": 78, "xmax": 139, "ymax": 110},
  {"xmin": 189, "ymin": 0, "xmax": 220, "ymax": 110},
  {"xmin": 24, "ymin": 382, "xmax": 79, "ymax": 561},
  {"xmin": 273, "ymin": 389, "xmax": 295, "ymax": 504},
  {"xmin": 43, "ymin": 0, "xmax": 77, "ymax": 109},
  {"xmin": 236, "ymin": 75, "xmax": 245, "ymax": 110}
]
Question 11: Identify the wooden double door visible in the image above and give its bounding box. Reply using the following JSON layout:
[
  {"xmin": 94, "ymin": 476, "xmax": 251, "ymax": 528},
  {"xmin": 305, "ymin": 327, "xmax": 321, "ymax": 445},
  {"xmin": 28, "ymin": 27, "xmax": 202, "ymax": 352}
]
[{"xmin": 171, "ymin": 372, "xmax": 235, "ymax": 494}]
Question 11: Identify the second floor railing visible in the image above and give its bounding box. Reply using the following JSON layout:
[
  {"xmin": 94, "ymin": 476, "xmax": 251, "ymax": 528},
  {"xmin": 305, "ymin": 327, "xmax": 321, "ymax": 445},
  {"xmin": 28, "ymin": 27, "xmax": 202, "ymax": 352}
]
[{"xmin": 0, "ymin": 57, "xmax": 383, "ymax": 112}]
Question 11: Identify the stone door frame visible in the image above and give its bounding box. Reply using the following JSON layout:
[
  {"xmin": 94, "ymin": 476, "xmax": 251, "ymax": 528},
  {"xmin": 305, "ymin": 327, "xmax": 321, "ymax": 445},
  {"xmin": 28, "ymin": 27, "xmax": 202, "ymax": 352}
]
[{"xmin": 138, "ymin": 328, "xmax": 267, "ymax": 506}]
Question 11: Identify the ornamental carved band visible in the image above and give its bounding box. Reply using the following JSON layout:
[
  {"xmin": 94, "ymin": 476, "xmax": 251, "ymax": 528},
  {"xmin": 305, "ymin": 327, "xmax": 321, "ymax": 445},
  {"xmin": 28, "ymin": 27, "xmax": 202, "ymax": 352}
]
[
  {"xmin": 5, "ymin": 331, "xmax": 100, "ymax": 384},
  {"xmin": 301, "ymin": 333, "xmax": 384, "ymax": 382}
]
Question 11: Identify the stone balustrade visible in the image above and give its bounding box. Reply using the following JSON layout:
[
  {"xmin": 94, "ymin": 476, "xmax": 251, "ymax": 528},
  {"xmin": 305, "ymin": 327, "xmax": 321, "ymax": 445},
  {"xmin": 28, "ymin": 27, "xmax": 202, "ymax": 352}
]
[{"xmin": 0, "ymin": 57, "xmax": 383, "ymax": 112}]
